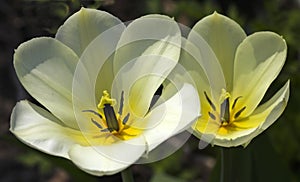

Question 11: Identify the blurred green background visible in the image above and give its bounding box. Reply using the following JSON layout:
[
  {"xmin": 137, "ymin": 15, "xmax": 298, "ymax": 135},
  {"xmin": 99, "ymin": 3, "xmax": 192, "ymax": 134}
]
[{"xmin": 0, "ymin": 0, "xmax": 299, "ymax": 181}]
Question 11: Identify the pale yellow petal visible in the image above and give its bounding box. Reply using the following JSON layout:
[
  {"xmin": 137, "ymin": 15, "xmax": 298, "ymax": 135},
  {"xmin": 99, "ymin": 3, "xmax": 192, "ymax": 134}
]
[
  {"xmin": 179, "ymin": 38, "xmax": 212, "ymax": 103},
  {"xmin": 186, "ymin": 29, "xmax": 226, "ymax": 102},
  {"xmin": 189, "ymin": 12, "xmax": 246, "ymax": 90},
  {"xmin": 232, "ymin": 32, "xmax": 287, "ymax": 117},
  {"xmin": 213, "ymin": 80, "xmax": 289, "ymax": 147}
]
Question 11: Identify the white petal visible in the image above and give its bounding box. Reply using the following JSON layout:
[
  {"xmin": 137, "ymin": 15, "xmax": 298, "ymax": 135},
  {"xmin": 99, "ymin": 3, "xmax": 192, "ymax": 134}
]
[
  {"xmin": 112, "ymin": 55, "xmax": 179, "ymax": 119},
  {"xmin": 71, "ymin": 21, "xmax": 126, "ymax": 132},
  {"xmin": 179, "ymin": 38, "xmax": 219, "ymax": 120},
  {"xmin": 142, "ymin": 83, "xmax": 200, "ymax": 152},
  {"xmin": 55, "ymin": 8, "xmax": 126, "ymax": 115},
  {"xmin": 56, "ymin": 7, "xmax": 124, "ymax": 56},
  {"xmin": 114, "ymin": 14, "xmax": 181, "ymax": 74},
  {"xmin": 68, "ymin": 137, "xmax": 146, "ymax": 176},
  {"xmin": 10, "ymin": 100, "xmax": 86, "ymax": 158},
  {"xmin": 111, "ymin": 15, "xmax": 182, "ymax": 117},
  {"xmin": 14, "ymin": 37, "xmax": 79, "ymax": 129}
]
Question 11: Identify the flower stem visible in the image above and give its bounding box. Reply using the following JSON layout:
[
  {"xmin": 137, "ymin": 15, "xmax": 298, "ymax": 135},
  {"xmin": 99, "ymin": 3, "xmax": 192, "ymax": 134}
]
[
  {"xmin": 220, "ymin": 148, "xmax": 234, "ymax": 182},
  {"xmin": 121, "ymin": 167, "xmax": 134, "ymax": 182}
]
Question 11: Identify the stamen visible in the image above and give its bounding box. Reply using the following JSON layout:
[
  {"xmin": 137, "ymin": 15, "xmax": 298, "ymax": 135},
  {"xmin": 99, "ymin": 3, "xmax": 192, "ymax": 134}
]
[
  {"xmin": 101, "ymin": 128, "xmax": 110, "ymax": 132},
  {"xmin": 123, "ymin": 113, "xmax": 130, "ymax": 125},
  {"xmin": 98, "ymin": 90, "xmax": 116, "ymax": 109},
  {"xmin": 103, "ymin": 104, "xmax": 119, "ymax": 132},
  {"xmin": 204, "ymin": 91, "xmax": 216, "ymax": 111},
  {"xmin": 234, "ymin": 106, "xmax": 246, "ymax": 119},
  {"xmin": 91, "ymin": 118, "xmax": 103, "ymax": 129},
  {"xmin": 208, "ymin": 112, "xmax": 216, "ymax": 120},
  {"xmin": 82, "ymin": 110, "xmax": 102, "ymax": 119},
  {"xmin": 118, "ymin": 91, "xmax": 124, "ymax": 115},
  {"xmin": 149, "ymin": 84, "xmax": 163, "ymax": 110},
  {"xmin": 220, "ymin": 97, "xmax": 230, "ymax": 123},
  {"xmin": 232, "ymin": 96, "xmax": 242, "ymax": 109},
  {"xmin": 85, "ymin": 90, "xmax": 133, "ymax": 136}
]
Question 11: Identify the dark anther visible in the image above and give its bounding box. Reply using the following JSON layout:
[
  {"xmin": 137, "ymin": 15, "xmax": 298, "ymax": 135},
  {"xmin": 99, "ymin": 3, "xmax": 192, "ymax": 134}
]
[
  {"xmin": 232, "ymin": 96, "xmax": 242, "ymax": 109},
  {"xmin": 118, "ymin": 91, "xmax": 124, "ymax": 115},
  {"xmin": 220, "ymin": 97, "xmax": 230, "ymax": 122},
  {"xmin": 149, "ymin": 84, "xmax": 163, "ymax": 110},
  {"xmin": 103, "ymin": 104, "xmax": 119, "ymax": 132},
  {"xmin": 204, "ymin": 91, "xmax": 216, "ymax": 111},
  {"xmin": 123, "ymin": 113, "xmax": 130, "ymax": 125},
  {"xmin": 101, "ymin": 128, "xmax": 110, "ymax": 132},
  {"xmin": 208, "ymin": 112, "xmax": 216, "ymax": 120},
  {"xmin": 82, "ymin": 110, "xmax": 102, "ymax": 119},
  {"xmin": 234, "ymin": 106, "xmax": 246, "ymax": 119},
  {"xmin": 91, "ymin": 118, "xmax": 103, "ymax": 129}
]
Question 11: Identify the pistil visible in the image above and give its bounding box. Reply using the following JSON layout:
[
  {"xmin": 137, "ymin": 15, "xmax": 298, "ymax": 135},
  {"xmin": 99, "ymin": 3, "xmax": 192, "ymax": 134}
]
[
  {"xmin": 83, "ymin": 90, "xmax": 125, "ymax": 133},
  {"xmin": 220, "ymin": 97, "xmax": 230, "ymax": 124},
  {"xmin": 82, "ymin": 90, "xmax": 142, "ymax": 142},
  {"xmin": 102, "ymin": 103, "xmax": 119, "ymax": 132},
  {"xmin": 204, "ymin": 90, "xmax": 246, "ymax": 127}
]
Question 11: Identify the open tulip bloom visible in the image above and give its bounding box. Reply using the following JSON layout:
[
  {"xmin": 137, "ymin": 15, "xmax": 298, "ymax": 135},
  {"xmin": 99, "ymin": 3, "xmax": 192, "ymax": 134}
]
[
  {"xmin": 10, "ymin": 8, "xmax": 200, "ymax": 175},
  {"xmin": 180, "ymin": 12, "xmax": 289, "ymax": 147}
]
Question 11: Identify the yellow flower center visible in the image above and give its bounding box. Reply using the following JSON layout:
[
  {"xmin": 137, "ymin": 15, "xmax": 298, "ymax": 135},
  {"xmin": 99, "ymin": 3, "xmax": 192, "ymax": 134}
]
[
  {"xmin": 204, "ymin": 89, "xmax": 246, "ymax": 135},
  {"xmin": 83, "ymin": 90, "xmax": 141, "ymax": 143}
]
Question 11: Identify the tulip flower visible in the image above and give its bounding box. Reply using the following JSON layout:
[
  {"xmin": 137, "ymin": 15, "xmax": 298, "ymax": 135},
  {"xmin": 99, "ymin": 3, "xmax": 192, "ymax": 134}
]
[
  {"xmin": 10, "ymin": 8, "xmax": 200, "ymax": 175},
  {"xmin": 180, "ymin": 12, "xmax": 289, "ymax": 147}
]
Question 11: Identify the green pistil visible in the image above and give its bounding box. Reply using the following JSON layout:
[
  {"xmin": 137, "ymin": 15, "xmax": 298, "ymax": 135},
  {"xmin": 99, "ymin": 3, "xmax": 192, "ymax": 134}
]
[
  {"xmin": 220, "ymin": 97, "xmax": 230, "ymax": 124},
  {"xmin": 204, "ymin": 91, "xmax": 246, "ymax": 125},
  {"xmin": 103, "ymin": 103, "xmax": 119, "ymax": 132}
]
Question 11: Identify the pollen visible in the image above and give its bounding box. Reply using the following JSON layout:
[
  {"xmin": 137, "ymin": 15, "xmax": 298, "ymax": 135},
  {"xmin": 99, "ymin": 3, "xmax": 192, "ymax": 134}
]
[{"xmin": 98, "ymin": 90, "xmax": 116, "ymax": 109}]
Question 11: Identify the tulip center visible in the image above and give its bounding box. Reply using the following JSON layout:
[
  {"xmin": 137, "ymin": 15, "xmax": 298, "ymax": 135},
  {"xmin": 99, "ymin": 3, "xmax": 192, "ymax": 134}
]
[
  {"xmin": 83, "ymin": 90, "xmax": 140, "ymax": 141},
  {"xmin": 204, "ymin": 89, "xmax": 246, "ymax": 130}
]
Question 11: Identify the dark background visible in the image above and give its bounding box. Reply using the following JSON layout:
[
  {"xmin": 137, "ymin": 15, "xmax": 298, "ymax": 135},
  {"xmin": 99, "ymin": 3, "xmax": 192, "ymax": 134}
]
[{"xmin": 0, "ymin": 0, "xmax": 299, "ymax": 181}]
